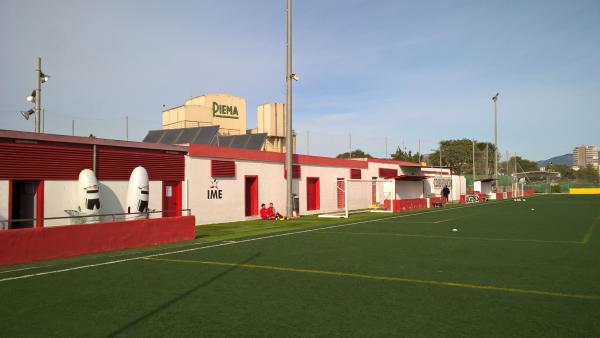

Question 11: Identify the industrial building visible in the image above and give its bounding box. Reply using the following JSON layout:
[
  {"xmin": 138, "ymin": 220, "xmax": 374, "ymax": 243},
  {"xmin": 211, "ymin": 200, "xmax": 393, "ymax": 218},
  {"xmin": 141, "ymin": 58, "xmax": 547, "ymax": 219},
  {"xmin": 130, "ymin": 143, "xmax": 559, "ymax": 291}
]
[{"xmin": 159, "ymin": 94, "xmax": 295, "ymax": 153}]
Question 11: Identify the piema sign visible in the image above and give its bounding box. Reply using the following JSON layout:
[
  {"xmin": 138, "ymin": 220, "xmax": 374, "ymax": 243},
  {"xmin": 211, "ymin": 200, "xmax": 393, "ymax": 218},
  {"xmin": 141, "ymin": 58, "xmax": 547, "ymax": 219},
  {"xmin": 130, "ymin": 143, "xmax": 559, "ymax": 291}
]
[{"xmin": 212, "ymin": 102, "xmax": 239, "ymax": 119}]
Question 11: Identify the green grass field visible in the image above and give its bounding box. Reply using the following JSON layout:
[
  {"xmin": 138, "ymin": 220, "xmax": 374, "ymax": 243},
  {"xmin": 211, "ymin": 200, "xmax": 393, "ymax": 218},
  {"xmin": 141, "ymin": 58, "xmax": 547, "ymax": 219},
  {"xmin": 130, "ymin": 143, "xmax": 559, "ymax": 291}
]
[{"xmin": 1, "ymin": 194, "xmax": 600, "ymax": 337}]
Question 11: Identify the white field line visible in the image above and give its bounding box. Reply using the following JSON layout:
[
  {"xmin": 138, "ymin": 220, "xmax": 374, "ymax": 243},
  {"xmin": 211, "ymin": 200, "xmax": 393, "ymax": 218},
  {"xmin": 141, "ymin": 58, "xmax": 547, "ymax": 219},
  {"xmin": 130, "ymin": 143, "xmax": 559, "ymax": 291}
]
[{"xmin": 0, "ymin": 202, "xmax": 498, "ymax": 283}]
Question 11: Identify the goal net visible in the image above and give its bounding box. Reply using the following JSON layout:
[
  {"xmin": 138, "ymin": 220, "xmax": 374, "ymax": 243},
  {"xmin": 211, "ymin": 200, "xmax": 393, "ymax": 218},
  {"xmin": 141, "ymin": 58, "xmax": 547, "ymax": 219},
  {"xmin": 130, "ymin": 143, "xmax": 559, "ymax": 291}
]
[{"xmin": 319, "ymin": 178, "xmax": 395, "ymax": 218}]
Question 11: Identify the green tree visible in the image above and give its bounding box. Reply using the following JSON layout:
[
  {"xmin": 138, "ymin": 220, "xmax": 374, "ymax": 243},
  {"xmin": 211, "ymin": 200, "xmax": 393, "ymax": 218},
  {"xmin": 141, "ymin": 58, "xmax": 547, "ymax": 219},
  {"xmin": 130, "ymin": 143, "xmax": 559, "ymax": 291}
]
[
  {"xmin": 551, "ymin": 164, "xmax": 576, "ymax": 180},
  {"xmin": 336, "ymin": 149, "xmax": 372, "ymax": 159},
  {"xmin": 575, "ymin": 165, "xmax": 600, "ymax": 184},
  {"xmin": 390, "ymin": 147, "xmax": 421, "ymax": 162},
  {"xmin": 429, "ymin": 139, "xmax": 497, "ymax": 174},
  {"xmin": 501, "ymin": 156, "xmax": 539, "ymax": 175}
]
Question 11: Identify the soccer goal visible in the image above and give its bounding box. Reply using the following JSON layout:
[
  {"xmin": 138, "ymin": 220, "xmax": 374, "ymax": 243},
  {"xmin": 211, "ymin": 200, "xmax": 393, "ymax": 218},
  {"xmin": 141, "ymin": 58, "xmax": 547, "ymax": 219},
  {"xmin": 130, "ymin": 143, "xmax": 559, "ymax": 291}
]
[{"xmin": 319, "ymin": 178, "xmax": 396, "ymax": 218}]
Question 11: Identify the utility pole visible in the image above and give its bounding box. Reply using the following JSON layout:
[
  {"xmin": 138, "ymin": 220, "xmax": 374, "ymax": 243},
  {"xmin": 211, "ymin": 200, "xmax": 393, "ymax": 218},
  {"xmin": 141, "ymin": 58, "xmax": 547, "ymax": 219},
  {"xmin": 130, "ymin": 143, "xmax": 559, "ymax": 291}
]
[
  {"xmin": 418, "ymin": 139, "xmax": 421, "ymax": 162},
  {"xmin": 485, "ymin": 143, "xmax": 489, "ymax": 176},
  {"xmin": 492, "ymin": 93, "xmax": 499, "ymax": 188},
  {"xmin": 71, "ymin": 120, "xmax": 75, "ymax": 136},
  {"xmin": 472, "ymin": 140, "xmax": 476, "ymax": 180},
  {"xmin": 349, "ymin": 133, "xmax": 352, "ymax": 158},
  {"xmin": 35, "ymin": 57, "xmax": 42, "ymax": 133},
  {"xmin": 306, "ymin": 130, "xmax": 309, "ymax": 155},
  {"xmin": 385, "ymin": 136, "xmax": 388, "ymax": 158},
  {"xmin": 126, "ymin": 115, "xmax": 129, "ymax": 141},
  {"xmin": 439, "ymin": 146, "xmax": 442, "ymax": 167},
  {"xmin": 285, "ymin": 0, "xmax": 294, "ymax": 218}
]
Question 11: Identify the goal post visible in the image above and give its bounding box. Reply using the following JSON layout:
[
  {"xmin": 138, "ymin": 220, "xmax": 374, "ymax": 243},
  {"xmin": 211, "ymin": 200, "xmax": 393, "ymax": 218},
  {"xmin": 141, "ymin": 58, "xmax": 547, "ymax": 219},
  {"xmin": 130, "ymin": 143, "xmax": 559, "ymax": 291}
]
[{"xmin": 320, "ymin": 178, "xmax": 395, "ymax": 218}]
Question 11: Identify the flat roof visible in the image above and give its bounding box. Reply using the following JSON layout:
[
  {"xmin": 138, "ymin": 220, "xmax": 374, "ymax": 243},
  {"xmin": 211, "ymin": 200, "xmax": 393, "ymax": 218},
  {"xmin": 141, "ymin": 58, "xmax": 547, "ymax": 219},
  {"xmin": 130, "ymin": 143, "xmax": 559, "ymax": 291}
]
[
  {"xmin": 188, "ymin": 144, "xmax": 368, "ymax": 169},
  {"xmin": 0, "ymin": 129, "xmax": 188, "ymax": 153},
  {"xmin": 364, "ymin": 158, "xmax": 422, "ymax": 167}
]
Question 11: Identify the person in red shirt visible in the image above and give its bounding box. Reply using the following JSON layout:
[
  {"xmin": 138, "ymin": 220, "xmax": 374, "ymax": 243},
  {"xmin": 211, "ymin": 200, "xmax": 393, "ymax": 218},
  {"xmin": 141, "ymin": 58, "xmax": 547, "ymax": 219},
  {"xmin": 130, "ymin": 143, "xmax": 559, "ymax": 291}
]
[
  {"xmin": 259, "ymin": 204, "xmax": 269, "ymax": 220},
  {"xmin": 268, "ymin": 202, "xmax": 284, "ymax": 220}
]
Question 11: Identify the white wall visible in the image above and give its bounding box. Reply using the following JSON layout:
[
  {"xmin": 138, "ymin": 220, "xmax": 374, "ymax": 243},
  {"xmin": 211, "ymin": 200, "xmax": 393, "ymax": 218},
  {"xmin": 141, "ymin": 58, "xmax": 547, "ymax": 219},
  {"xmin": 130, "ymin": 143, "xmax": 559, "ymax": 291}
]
[
  {"xmin": 0, "ymin": 180, "xmax": 8, "ymax": 230},
  {"xmin": 43, "ymin": 180, "xmax": 163, "ymax": 227},
  {"xmin": 451, "ymin": 175, "xmax": 466, "ymax": 201},
  {"xmin": 395, "ymin": 181, "xmax": 424, "ymax": 199},
  {"xmin": 185, "ymin": 156, "xmax": 370, "ymax": 224},
  {"xmin": 186, "ymin": 158, "xmax": 288, "ymax": 225}
]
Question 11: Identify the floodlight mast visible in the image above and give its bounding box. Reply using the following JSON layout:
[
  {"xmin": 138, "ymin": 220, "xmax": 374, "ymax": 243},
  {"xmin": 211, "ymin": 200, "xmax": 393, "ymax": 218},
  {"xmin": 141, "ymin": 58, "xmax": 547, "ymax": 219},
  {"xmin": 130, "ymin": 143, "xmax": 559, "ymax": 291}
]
[
  {"xmin": 492, "ymin": 92, "xmax": 499, "ymax": 189},
  {"xmin": 35, "ymin": 57, "xmax": 42, "ymax": 133},
  {"xmin": 285, "ymin": 0, "xmax": 293, "ymax": 218}
]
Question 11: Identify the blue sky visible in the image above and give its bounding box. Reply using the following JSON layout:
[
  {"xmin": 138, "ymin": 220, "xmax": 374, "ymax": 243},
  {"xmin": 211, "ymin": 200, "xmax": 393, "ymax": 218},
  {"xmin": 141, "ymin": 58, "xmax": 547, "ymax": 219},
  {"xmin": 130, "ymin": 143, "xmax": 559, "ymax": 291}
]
[{"xmin": 1, "ymin": 0, "xmax": 599, "ymax": 160}]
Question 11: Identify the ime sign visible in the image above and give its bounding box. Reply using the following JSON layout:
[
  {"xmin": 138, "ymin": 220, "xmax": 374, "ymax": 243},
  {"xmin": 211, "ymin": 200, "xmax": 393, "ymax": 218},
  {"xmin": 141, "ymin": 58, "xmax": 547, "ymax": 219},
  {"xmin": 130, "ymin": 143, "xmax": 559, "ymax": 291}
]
[{"xmin": 207, "ymin": 177, "xmax": 223, "ymax": 200}]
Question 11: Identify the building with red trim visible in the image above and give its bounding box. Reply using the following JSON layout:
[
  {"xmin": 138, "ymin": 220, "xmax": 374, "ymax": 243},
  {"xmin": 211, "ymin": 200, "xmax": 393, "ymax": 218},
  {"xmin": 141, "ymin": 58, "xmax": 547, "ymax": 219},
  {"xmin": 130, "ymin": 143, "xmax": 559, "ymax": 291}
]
[
  {"xmin": 1, "ymin": 129, "xmax": 468, "ymax": 227},
  {"xmin": 0, "ymin": 130, "xmax": 186, "ymax": 229}
]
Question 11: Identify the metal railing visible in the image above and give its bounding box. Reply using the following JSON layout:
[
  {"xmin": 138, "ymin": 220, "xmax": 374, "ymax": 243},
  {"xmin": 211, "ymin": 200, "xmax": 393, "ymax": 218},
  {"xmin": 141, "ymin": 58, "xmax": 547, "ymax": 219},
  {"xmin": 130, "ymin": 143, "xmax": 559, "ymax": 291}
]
[{"xmin": 0, "ymin": 209, "xmax": 191, "ymax": 230}]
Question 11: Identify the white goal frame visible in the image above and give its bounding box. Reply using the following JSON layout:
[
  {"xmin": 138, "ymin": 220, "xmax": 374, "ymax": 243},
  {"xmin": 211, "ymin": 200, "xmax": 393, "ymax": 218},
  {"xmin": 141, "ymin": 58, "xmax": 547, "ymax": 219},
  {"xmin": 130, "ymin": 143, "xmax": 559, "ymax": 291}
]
[{"xmin": 319, "ymin": 178, "xmax": 396, "ymax": 218}]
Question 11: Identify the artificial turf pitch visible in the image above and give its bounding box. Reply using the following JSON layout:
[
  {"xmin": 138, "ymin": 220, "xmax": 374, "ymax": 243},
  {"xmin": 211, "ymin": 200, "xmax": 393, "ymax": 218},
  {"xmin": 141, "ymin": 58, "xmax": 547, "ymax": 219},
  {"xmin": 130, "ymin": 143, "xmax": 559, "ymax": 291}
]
[{"xmin": 1, "ymin": 194, "xmax": 599, "ymax": 337}]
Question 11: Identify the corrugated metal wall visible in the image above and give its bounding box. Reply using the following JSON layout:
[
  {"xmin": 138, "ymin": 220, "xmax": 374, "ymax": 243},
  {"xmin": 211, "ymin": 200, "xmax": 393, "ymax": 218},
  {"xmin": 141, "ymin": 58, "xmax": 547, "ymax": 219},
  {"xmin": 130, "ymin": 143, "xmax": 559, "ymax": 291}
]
[
  {"xmin": 0, "ymin": 140, "xmax": 184, "ymax": 181},
  {"xmin": 0, "ymin": 140, "xmax": 92, "ymax": 180},
  {"xmin": 96, "ymin": 147, "xmax": 184, "ymax": 181}
]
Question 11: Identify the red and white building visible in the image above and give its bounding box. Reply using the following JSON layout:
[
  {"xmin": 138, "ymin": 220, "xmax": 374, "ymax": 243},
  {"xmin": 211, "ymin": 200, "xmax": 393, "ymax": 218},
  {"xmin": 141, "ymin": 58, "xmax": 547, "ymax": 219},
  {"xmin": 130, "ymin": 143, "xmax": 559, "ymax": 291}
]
[
  {"xmin": 0, "ymin": 130, "xmax": 186, "ymax": 229},
  {"xmin": 1, "ymin": 130, "xmax": 468, "ymax": 228}
]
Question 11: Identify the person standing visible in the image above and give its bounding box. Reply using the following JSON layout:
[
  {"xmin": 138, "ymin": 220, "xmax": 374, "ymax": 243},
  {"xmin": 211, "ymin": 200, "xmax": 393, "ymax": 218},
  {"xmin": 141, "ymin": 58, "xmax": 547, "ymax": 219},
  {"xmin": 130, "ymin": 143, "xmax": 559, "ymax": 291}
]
[{"xmin": 442, "ymin": 185, "xmax": 451, "ymax": 203}]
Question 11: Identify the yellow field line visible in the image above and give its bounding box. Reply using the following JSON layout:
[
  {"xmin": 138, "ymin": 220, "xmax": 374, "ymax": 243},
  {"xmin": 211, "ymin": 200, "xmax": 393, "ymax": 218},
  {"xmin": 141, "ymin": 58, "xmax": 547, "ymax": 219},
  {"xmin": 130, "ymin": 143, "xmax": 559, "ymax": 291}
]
[
  {"xmin": 316, "ymin": 231, "xmax": 581, "ymax": 245},
  {"xmin": 582, "ymin": 215, "xmax": 600, "ymax": 244},
  {"xmin": 144, "ymin": 257, "xmax": 600, "ymax": 301}
]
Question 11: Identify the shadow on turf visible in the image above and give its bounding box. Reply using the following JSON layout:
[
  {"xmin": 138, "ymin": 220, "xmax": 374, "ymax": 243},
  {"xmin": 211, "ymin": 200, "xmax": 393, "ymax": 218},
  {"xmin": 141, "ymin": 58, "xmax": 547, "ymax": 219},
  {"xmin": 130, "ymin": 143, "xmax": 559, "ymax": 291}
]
[{"xmin": 106, "ymin": 252, "xmax": 262, "ymax": 337}]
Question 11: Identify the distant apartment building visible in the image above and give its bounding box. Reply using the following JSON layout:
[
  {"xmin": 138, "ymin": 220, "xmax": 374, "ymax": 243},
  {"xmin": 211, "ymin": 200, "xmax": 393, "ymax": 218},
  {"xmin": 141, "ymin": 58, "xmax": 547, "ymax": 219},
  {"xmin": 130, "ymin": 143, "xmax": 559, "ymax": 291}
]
[{"xmin": 573, "ymin": 145, "xmax": 599, "ymax": 171}]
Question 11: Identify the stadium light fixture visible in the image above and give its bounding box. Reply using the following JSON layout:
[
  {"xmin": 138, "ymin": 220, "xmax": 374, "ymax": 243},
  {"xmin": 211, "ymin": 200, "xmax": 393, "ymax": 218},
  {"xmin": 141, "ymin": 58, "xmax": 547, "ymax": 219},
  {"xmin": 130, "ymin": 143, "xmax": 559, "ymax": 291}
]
[
  {"xmin": 492, "ymin": 92, "xmax": 499, "ymax": 190},
  {"xmin": 41, "ymin": 72, "xmax": 50, "ymax": 83},
  {"xmin": 290, "ymin": 73, "xmax": 299, "ymax": 81},
  {"xmin": 20, "ymin": 109, "xmax": 35, "ymax": 120},
  {"xmin": 26, "ymin": 90, "xmax": 36, "ymax": 103}
]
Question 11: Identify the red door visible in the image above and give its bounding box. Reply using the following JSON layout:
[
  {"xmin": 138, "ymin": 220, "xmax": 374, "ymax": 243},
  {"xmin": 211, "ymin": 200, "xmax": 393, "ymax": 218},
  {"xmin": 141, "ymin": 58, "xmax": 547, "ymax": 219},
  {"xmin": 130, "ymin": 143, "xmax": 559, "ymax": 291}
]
[
  {"xmin": 245, "ymin": 176, "xmax": 258, "ymax": 216},
  {"xmin": 307, "ymin": 177, "xmax": 320, "ymax": 211},
  {"xmin": 337, "ymin": 179, "xmax": 345, "ymax": 209},
  {"xmin": 162, "ymin": 181, "xmax": 182, "ymax": 217}
]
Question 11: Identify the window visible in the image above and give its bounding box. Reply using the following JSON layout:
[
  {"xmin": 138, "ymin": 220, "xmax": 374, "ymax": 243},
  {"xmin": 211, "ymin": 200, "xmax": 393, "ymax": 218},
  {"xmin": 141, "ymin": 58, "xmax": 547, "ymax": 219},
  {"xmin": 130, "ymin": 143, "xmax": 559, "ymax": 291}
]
[
  {"xmin": 350, "ymin": 168, "xmax": 361, "ymax": 179},
  {"xmin": 378, "ymin": 168, "xmax": 397, "ymax": 178},
  {"xmin": 211, "ymin": 160, "xmax": 236, "ymax": 177}
]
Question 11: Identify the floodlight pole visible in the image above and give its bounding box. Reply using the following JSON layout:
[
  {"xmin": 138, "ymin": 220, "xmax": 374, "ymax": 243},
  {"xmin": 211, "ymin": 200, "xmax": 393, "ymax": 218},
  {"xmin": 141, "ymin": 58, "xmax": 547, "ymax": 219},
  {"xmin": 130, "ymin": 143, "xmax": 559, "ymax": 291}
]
[
  {"xmin": 285, "ymin": 0, "xmax": 293, "ymax": 218},
  {"xmin": 492, "ymin": 93, "xmax": 499, "ymax": 189},
  {"xmin": 35, "ymin": 57, "xmax": 42, "ymax": 133}
]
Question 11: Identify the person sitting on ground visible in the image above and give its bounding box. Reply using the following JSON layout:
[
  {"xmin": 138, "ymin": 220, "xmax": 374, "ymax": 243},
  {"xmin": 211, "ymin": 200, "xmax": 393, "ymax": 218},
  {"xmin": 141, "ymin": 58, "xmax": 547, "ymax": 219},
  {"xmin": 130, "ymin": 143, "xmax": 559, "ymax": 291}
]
[
  {"xmin": 268, "ymin": 202, "xmax": 285, "ymax": 220},
  {"xmin": 259, "ymin": 203, "xmax": 269, "ymax": 220}
]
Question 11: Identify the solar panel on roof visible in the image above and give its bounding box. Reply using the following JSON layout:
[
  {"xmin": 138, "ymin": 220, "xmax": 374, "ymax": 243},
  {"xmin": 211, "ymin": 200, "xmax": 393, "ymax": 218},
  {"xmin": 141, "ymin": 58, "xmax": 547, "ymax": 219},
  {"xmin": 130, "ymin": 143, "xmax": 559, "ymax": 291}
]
[
  {"xmin": 142, "ymin": 130, "xmax": 164, "ymax": 143},
  {"xmin": 142, "ymin": 127, "xmax": 266, "ymax": 150},
  {"xmin": 160, "ymin": 129, "xmax": 183, "ymax": 145}
]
